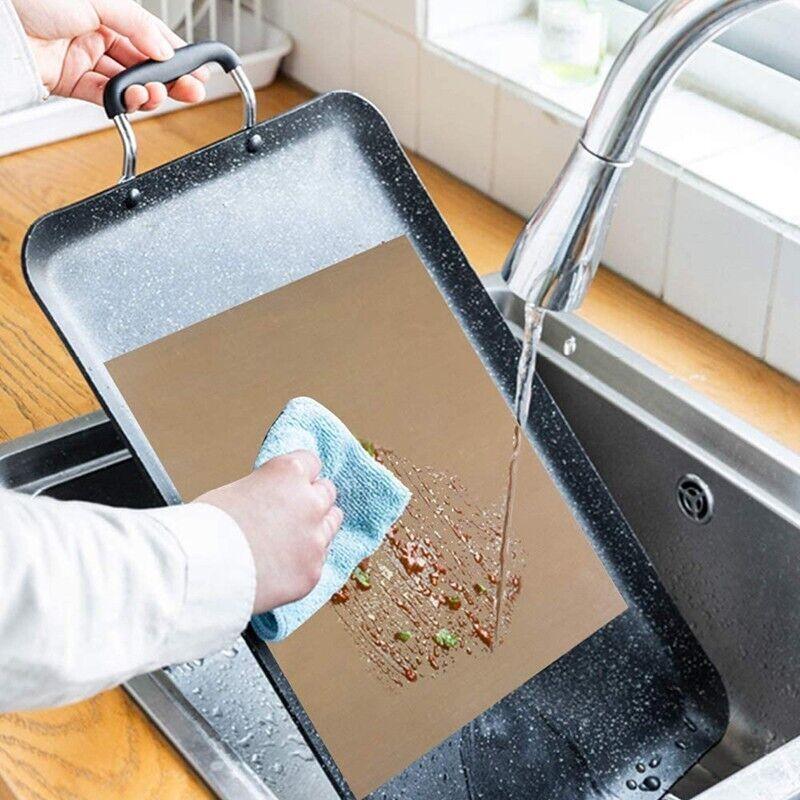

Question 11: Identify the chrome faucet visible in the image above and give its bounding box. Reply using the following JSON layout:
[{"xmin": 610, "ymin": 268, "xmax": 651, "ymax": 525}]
[{"xmin": 502, "ymin": 0, "xmax": 779, "ymax": 312}]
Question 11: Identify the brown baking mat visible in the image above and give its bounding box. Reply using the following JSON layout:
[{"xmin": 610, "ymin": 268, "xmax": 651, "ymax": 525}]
[{"xmin": 106, "ymin": 236, "xmax": 626, "ymax": 798}]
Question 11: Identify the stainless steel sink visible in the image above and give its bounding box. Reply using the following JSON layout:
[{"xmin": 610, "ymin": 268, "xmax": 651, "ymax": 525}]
[
  {"xmin": 486, "ymin": 275, "xmax": 800, "ymax": 800},
  {"xmin": 1, "ymin": 274, "xmax": 798, "ymax": 800}
]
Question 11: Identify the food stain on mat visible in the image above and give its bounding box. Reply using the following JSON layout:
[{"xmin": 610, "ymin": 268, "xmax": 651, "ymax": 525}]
[{"xmin": 330, "ymin": 442, "xmax": 524, "ymax": 687}]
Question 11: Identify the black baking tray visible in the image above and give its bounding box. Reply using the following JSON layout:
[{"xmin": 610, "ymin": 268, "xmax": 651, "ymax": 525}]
[{"xmin": 23, "ymin": 89, "xmax": 728, "ymax": 799}]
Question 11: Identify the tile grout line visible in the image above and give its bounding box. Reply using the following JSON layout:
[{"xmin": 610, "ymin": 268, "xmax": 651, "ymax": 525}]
[
  {"xmin": 659, "ymin": 168, "xmax": 682, "ymax": 301},
  {"xmin": 414, "ymin": 35, "xmax": 422, "ymax": 152},
  {"xmin": 487, "ymin": 80, "xmax": 501, "ymax": 201},
  {"xmin": 350, "ymin": 2, "xmax": 419, "ymax": 41},
  {"xmin": 760, "ymin": 233, "xmax": 784, "ymax": 359},
  {"xmin": 684, "ymin": 129, "xmax": 781, "ymax": 171},
  {"xmin": 348, "ymin": 2, "xmax": 356, "ymax": 89}
]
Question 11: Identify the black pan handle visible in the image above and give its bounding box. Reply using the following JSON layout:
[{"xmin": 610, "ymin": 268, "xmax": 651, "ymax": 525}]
[
  {"xmin": 103, "ymin": 40, "xmax": 241, "ymax": 118},
  {"xmin": 106, "ymin": 41, "xmax": 257, "ymax": 183}
]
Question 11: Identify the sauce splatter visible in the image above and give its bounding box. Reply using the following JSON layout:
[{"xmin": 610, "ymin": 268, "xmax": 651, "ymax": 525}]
[
  {"xmin": 330, "ymin": 447, "xmax": 524, "ymax": 687},
  {"xmin": 331, "ymin": 585, "xmax": 350, "ymax": 604}
]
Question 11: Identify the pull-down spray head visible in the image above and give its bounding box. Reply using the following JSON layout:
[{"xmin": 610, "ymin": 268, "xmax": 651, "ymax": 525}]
[{"xmin": 502, "ymin": 143, "xmax": 627, "ymax": 312}]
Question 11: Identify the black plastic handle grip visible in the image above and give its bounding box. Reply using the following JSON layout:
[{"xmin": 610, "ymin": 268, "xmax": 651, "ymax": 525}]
[{"xmin": 103, "ymin": 40, "xmax": 241, "ymax": 118}]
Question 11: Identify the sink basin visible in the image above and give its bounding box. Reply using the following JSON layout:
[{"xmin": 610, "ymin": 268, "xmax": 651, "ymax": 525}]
[
  {"xmin": 1, "ymin": 275, "xmax": 798, "ymax": 800},
  {"xmin": 487, "ymin": 276, "xmax": 800, "ymax": 799}
]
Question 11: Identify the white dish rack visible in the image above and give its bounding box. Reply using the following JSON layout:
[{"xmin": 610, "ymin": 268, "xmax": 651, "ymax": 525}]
[{"xmin": 0, "ymin": 0, "xmax": 291, "ymax": 157}]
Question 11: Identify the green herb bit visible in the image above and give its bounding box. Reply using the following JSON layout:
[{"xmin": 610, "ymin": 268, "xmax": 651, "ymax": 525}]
[
  {"xmin": 446, "ymin": 595, "xmax": 462, "ymax": 610},
  {"xmin": 395, "ymin": 630, "xmax": 413, "ymax": 643},
  {"xmin": 474, "ymin": 583, "xmax": 488, "ymax": 594},
  {"xmin": 359, "ymin": 439, "xmax": 377, "ymax": 459},
  {"xmin": 352, "ymin": 566, "xmax": 371, "ymax": 589},
  {"xmin": 434, "ymin": 628, "xmax": 459, "ymax": 649}
]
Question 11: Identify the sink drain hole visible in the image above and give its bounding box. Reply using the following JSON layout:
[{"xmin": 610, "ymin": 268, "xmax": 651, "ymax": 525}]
[{"xmin": 676, "ymin": 474, "xmax": 714, "ymax": 525}]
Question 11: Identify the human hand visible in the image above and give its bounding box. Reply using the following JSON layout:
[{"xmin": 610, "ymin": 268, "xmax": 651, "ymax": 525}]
[
  {"xmin": 14, "ymin": 0, "xmax": 209, "ymax": 112},
  {"xmin": 197, "ymin": 452, "xmax": 343, "ymax": 615}
]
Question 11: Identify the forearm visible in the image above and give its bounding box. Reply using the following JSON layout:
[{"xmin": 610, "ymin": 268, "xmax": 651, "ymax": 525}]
[
  {"xmin": 0, "ymin": 489, "xmax": 255, "ymax": 711},
  {"xmin": 0, "ymin": 0, "xmax": 46, "ymax": 114}
]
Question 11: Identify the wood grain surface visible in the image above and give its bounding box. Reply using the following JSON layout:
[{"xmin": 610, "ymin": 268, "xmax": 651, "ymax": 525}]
[
  {"xmin": 0, "ymin": 74, "xmax": 797, "ymax": 799},
  {"xmin": 0, "ymin": 690, "xmax": 212, "ymax": 799}
]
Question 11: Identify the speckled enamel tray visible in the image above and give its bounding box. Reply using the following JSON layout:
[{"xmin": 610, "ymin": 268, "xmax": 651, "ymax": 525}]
[{"xmin": 24, "ymin": 90, "xmax": 727, "ymax": 800}]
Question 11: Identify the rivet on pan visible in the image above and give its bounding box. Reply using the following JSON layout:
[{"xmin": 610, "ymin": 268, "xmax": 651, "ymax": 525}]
[
  {"xmin": 124, "ymin": 187, "xmax": 142, "ymax": 209},
  {"xmin": 246, "ymin": 133, "xmax": 263, "ymax": 153}
]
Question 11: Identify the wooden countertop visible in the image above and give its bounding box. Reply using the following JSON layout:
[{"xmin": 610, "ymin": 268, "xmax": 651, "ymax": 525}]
[{"xmin": 0, "ymin": 76, "xmax": 797, "ymax": 799}]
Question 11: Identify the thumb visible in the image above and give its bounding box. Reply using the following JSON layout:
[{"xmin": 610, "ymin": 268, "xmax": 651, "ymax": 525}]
[{"xmin": 91, "ymin": 0, "xmax": 174, "ymax": 61}]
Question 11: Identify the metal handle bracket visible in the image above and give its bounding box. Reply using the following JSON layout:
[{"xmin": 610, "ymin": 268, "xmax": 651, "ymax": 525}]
[{"xmin": 111, "ymin": 56, "xmax": 256, "ymax": 183}]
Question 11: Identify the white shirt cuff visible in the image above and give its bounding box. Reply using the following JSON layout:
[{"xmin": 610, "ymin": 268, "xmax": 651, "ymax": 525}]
[{"xmin": 145, "ymin": 503, "xmax": 256, "ymax": 664}]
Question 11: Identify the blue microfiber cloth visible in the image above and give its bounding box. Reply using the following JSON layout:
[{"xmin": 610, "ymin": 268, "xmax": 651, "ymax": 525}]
[{"xmin": 250, "ymin": 397, "xmax": 411, "ymax": 642}]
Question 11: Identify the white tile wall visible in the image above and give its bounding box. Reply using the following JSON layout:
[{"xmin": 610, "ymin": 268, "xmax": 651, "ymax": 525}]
[
  {"xmin": 274, "ymin": 0, "xmax": 800, "ymax": 381},
  {"xmin": 435, "ymin": 17, "xmax": 607, "ymax": 121},
  {"xmin": 602, "ymin": 158, "xmax": 676, "ymax": 296},
  {"xmin": 492, "ymin": 86, "xmax": 579, "ymax": 217},
  {"xmin": 765, "ymin": 236, "xmax": 800, "ymax": 381},
  {"xmin": 664, "ymin": 180, "xmax": 779, "ymax": 356},
  {"xmin": 282, "ymin": 0, "xmax": 354, "ymax": 93},
  {"xmin": 353, "ymin": 12, "xmax": 419, "ymax": 148},
  {"xmin": 418, "ymin": 48, "xmax": 497, "ymax": 192},
  {"xmin": 688, "ymin": 133, "xmax": 800, "ymax": 228},
  {"xmin": 352, "ymin": 0, "xmax": 418, "ymax": 35}
]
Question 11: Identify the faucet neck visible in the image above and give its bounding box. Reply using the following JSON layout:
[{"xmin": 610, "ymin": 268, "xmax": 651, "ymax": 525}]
[{"xmin": 582, "ymin": 0, "xmax": 778, "ymax": 164}]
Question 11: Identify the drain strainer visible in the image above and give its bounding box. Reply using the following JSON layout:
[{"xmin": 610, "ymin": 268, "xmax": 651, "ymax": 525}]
[{"xmin": 676, "ymin": 474, "xmax": 714, "ymax": 525}]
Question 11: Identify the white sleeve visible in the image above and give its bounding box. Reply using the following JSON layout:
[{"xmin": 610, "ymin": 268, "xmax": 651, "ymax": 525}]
[
  {"xmin": 0, "ymin": 0, "xmax": 47, "ymax": 114},
  {"xmin": 0, "ymin": 489, "xmax": 256, "ymax": 711}
]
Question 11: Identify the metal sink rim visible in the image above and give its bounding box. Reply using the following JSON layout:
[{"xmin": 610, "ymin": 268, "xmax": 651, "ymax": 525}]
[{"xmin": 483, "ymin": 273, "xmax": 800, "ymax": 529}]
